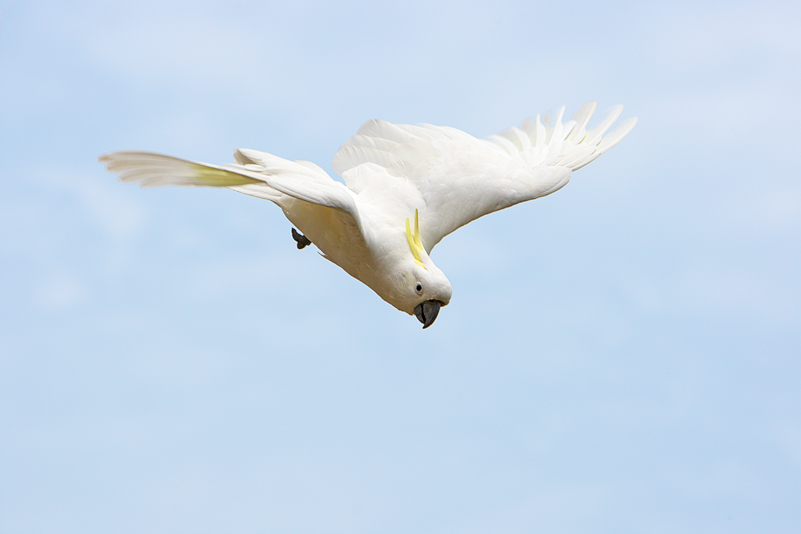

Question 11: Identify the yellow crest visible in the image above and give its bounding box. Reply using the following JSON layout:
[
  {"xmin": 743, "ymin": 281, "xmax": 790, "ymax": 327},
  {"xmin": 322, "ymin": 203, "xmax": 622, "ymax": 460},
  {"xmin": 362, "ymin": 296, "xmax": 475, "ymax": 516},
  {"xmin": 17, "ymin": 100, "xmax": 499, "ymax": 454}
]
[{"xmin": 405, "ymin": 209, "xmax": 426, "ymax": 269}]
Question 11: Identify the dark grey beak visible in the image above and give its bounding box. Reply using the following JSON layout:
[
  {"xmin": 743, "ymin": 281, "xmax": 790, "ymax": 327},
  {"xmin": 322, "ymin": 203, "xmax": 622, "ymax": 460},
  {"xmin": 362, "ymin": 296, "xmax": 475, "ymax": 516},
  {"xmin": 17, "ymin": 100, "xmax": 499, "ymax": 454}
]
[{"xmin": 414, "ymin": 300, "xmax": 443, "ymax": 329}]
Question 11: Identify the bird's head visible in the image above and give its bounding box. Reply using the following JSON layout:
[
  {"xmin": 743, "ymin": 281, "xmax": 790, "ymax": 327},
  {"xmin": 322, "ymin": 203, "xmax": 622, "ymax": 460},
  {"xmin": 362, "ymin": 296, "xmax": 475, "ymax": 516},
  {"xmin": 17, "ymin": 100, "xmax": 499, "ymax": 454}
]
[
  {"xmin": 392, "ymin": 210, "xmax": 452, "ymax": 329},
  {"xmin": 396, "ymin": 259, "xmax": 452, "ymax": 329}
]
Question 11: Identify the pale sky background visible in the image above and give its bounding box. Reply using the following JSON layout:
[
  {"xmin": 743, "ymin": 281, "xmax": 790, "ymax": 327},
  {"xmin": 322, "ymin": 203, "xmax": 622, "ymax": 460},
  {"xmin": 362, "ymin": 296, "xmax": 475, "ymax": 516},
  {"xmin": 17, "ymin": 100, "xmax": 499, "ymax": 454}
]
[{"xmin": 1, "ymin": 1, "xmax": 800, "ymax": 533}]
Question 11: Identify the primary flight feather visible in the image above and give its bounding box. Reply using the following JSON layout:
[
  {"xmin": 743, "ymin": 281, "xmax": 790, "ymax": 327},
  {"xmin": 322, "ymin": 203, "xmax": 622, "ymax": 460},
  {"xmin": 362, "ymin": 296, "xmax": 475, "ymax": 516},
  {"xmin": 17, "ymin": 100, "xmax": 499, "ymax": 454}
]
[{"xmin": 99, "ymin": 102, "xmax": 636, "ymax": 328}]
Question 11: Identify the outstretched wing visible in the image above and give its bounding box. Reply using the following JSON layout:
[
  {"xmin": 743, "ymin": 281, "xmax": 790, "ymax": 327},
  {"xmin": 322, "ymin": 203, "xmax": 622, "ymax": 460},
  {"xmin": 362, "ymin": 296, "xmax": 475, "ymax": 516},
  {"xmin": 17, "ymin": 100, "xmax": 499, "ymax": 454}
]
[
  {"xmin": 332, "ymin": 102, "xmax": 637, "ymax": 252},
  {"xmin": 99, "ymin": 149, "xmax": 360, "ymax": 218}
]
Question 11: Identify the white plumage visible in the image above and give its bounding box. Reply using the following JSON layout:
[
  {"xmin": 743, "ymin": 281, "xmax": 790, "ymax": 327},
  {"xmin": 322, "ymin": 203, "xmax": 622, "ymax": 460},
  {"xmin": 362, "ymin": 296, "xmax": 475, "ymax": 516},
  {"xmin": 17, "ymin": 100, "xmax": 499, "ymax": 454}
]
[{"xmin": 99, "ymin": 102, "xmax": 637, "ymax": 328}]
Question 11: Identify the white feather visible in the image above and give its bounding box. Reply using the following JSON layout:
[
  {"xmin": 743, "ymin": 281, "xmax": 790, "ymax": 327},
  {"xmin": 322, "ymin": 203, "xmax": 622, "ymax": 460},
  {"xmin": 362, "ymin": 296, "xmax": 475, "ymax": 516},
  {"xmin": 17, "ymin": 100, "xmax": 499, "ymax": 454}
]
[{"xmin": 100, "ymin": 103, "xmax": 636, "ymax": 324}]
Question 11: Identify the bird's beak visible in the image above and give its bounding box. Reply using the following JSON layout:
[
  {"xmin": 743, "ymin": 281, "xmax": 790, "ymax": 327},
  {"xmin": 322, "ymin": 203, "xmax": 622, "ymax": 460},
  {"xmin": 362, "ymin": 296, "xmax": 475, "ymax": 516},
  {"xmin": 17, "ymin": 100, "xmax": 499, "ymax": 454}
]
[{"xmin": 414, "ymin": 300, "xmax": 443, "ymax": 329}]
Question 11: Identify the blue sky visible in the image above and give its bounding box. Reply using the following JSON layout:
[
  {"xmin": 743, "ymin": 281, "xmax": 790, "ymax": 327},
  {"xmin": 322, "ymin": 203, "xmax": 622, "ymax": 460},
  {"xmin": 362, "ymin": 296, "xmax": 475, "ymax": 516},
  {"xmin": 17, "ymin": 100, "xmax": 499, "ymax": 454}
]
[{"xmin": 1, "ymin": 1, "xmax": 799, "ymax": 532}]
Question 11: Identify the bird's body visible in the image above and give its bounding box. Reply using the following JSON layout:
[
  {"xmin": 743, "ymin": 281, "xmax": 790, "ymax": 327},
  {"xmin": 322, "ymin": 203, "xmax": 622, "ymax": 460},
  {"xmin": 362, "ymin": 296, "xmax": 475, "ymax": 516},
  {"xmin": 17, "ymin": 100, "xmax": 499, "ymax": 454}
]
[{"xmin": 100, "ymin": 102, "xmax": 636, "ymax": 328}]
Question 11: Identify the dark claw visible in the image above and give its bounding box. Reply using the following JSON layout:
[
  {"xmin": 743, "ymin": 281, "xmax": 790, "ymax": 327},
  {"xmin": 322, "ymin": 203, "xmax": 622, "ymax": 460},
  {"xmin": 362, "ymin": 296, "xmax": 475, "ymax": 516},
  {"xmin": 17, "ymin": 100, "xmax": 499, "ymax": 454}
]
[{"xmin": 291, "ymin": 228, "xmax": 312, "ymax": 249}]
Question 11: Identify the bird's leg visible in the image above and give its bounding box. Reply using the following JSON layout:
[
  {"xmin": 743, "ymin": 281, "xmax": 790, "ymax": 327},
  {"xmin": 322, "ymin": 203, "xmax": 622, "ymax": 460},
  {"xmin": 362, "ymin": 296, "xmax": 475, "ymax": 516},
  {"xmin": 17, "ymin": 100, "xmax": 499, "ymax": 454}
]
[{"xmin": 291, "ymin": 228, "xmax": 312, "ymax": 250}]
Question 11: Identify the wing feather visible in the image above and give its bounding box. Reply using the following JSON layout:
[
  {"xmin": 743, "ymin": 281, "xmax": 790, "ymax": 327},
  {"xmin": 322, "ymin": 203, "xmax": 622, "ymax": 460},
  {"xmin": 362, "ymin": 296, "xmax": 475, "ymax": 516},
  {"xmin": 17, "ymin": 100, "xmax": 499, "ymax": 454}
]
[
  {"xmin": 331, "ymin": 103, "xmax": 636, "ymax": 250},
  {"xmin": 566, "ymin": 101, "xmax": 597, "ymax": 143},
  {"xmin": 99, "ymin": 150, "xmax": 360, "ymax": 217}
]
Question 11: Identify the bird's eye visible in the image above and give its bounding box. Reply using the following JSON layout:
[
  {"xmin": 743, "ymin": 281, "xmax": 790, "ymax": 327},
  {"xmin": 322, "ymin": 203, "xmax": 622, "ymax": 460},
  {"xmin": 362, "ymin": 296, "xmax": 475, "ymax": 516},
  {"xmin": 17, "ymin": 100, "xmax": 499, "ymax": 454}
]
[{"xmin": 415, "ymin": 282, "xmax": 423, "ymax": 294}]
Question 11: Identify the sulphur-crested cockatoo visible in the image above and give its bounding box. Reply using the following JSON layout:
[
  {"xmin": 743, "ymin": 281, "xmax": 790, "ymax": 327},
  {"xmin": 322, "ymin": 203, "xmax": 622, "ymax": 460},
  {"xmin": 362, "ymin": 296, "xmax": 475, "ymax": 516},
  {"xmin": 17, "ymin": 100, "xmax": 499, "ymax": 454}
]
[{"xmin": 100, "ymin": 103, "xmax": 636, "ymax": 328}]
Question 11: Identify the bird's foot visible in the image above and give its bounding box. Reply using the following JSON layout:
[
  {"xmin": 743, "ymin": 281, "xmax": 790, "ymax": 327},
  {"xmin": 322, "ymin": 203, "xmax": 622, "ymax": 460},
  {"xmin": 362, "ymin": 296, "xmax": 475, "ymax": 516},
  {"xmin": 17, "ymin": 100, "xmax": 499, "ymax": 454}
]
[{"xmin": 291, "ymin": 228, "xmax": 312, "ymax": 249}]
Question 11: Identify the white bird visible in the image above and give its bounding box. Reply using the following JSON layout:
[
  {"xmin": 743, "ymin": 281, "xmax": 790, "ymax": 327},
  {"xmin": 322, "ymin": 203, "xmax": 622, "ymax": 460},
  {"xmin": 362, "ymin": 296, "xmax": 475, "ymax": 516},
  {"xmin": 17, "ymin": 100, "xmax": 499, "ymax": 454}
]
[{"xmin": 99, "ymin": 102, "xmax": 636, "ymax": 328}]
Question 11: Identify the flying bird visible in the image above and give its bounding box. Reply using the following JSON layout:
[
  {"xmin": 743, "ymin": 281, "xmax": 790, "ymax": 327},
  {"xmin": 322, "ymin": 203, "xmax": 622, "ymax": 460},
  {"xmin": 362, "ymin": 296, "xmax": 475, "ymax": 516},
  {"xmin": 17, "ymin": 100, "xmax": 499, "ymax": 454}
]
[{"xmin": 99, "ymin": 102, "xmax": 636, "ymax": 329}]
